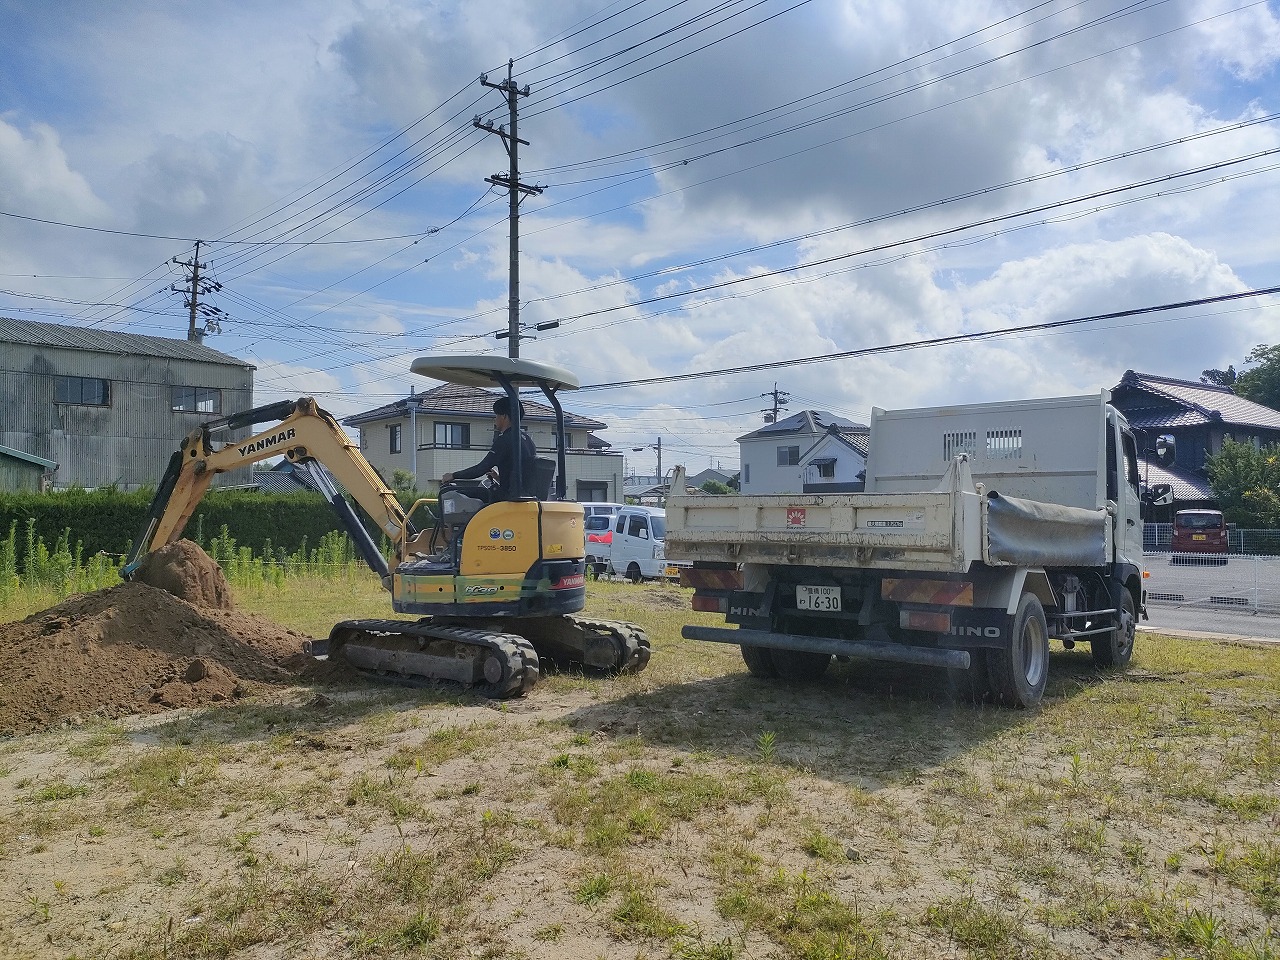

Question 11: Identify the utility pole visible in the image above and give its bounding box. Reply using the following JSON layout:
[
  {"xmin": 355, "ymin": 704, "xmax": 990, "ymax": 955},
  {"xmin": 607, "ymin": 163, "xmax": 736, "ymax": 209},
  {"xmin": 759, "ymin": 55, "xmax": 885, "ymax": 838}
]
[
  {"xmin": 761, "ymin": 382, "xmax": 790, "ymax": 423},
  {"xmin": 633, "ymin": 438, "xmax": 661, "ymax": 478},
  {"xmin": 171, "ymin": 240, "xmax": 224, "ymax": 342},
  {"xmin": 475, "ymin": 60, "xmax": 543, "ymax": 359}
]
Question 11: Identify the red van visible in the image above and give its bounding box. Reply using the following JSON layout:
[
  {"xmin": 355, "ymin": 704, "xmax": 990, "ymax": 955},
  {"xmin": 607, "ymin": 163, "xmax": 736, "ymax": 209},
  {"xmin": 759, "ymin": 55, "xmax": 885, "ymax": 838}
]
[{"xmin": 1171, "ymin": 509, "xmax": 1229, "ymax": 556}]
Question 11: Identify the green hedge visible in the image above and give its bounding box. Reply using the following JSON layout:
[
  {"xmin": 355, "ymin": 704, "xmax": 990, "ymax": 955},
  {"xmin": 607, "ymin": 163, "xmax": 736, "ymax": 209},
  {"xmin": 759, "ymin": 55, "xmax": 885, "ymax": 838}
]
[{"xmin": 0, "ymin": 488, "xmax": 437, "ymax": 573}]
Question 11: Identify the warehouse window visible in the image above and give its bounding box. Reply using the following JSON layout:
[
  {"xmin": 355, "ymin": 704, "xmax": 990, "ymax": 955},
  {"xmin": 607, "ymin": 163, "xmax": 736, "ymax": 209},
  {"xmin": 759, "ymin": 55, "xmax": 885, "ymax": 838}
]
[
  {"xmin": 434, "ymin": 422, "xmax": 470, "ymax": 448},
  {"xmin": 54, "ymin": 375, "xmax": 110, "ymax": 406},
  {"xmin": 171, "ymin": 386, "xmax": 222, "ymax": 414}
]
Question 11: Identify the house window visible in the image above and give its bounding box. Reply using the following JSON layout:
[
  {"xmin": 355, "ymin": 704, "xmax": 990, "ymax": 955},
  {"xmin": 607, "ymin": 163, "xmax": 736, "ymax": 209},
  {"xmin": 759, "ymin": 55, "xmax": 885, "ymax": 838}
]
[
  {"xmin": 816, "ymin": 460, "xmax": 836, "ymax": 479},
  {"xmin": 54, "ymin": 375, "xmax": 110, "ymax": 406},
  {"xmin": 389, "ymin": 423, "xmax": 402, "ymax": 455},
  {"xmin": 434, "ymin": 422, "xmax": 470, "ymax": 449},
  {"xmin": 777, "ymin": 445, "xmax": 800, "ymax": 466},
  {"xmin": 171, "ymin": 386, "xmax": 222, "ymax": 414},
  {"xmin": 743, "ymin": 464, "xmax": 750, "ymax": 484}
]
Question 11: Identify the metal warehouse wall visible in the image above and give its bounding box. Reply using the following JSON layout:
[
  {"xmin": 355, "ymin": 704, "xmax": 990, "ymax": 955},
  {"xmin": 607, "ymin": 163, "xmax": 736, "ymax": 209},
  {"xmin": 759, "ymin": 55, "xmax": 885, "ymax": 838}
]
[{"xmin": 1, "ymin": 344, "xmax": 254, "ymax": 491}]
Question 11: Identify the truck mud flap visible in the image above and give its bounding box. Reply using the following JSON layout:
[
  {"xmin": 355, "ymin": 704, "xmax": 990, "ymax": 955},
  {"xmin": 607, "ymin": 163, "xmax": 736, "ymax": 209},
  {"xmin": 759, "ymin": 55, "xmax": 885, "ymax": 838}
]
[{"xmin": 682, "ymin": 626, "xmax": 970, "ymax": 670}]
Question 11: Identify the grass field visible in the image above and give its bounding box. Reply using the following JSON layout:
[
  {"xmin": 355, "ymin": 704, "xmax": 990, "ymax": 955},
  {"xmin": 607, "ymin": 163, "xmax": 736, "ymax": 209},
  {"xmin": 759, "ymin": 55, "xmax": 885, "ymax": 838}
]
[{"xmin": 1, "ymin": 576, "xmax": 1277, "ymax": 959}]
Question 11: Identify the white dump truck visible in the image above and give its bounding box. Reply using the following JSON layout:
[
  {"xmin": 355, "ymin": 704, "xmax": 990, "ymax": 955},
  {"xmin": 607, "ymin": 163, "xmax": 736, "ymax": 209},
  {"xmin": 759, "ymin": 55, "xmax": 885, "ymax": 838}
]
[{"xmin": 667, "ymin": 392, "xmax": 1165, "ymax": 708}]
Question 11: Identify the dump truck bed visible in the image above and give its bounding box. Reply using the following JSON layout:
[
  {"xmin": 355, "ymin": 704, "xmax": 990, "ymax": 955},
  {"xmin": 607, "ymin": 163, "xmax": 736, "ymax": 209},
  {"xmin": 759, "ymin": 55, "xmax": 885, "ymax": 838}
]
[{"xmin": 667, "ymin": 394, "xmax": 1115, "ymax": 573}]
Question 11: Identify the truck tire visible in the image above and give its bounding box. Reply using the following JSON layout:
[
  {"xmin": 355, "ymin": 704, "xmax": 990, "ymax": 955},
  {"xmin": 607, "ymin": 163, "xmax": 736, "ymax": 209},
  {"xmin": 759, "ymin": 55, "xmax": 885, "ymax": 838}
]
[
  {"xmin": 947, "ymin": 649, "xmax": 993, "ymax": 704},
  {"xmin": 1091, "ymin": 588, "xmax": 1135, "ymax": 669},
  {"xmin": 770, "ymin": 648, "xmax": 831, "ymax": 681},
  {"xmin": 989, "ymin": 594, "xmax": 1049, "ymax": 708},
  {"xmin": 740, "ymin": 644, "xmax": 779, "ymax": 678}
]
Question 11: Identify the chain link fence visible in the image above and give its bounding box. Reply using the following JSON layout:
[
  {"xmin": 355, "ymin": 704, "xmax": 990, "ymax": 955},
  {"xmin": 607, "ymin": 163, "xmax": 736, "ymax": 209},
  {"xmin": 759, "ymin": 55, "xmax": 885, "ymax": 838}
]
[{"xmin": 1144, "ymin": 523, "xmax": 1280, "ymax": 555}]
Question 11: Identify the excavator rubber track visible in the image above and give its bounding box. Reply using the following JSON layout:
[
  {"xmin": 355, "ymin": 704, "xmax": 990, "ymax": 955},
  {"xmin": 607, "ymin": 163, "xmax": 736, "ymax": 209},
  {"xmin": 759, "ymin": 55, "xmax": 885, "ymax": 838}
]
[
  {"xmin": 326, "ymin": 619, "xmax": 540, "ymax": 699},
  {"xmin": 504, "ymin": 615, "xmax": 651, "ymax": 674}
]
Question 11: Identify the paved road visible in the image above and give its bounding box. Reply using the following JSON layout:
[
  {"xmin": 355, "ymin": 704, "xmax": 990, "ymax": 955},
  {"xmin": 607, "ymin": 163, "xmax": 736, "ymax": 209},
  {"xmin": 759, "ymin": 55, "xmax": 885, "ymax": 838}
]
[{"xmin": 1139, "ymin": 604, "xmax": 1280, "ymax": 644}]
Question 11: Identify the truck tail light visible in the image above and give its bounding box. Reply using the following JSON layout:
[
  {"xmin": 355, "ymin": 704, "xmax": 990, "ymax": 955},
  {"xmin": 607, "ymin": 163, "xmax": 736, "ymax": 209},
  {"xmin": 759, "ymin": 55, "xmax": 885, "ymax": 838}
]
[{"xmin": 692, "ymin": 592, "xmax": 728, "ymax": 614}]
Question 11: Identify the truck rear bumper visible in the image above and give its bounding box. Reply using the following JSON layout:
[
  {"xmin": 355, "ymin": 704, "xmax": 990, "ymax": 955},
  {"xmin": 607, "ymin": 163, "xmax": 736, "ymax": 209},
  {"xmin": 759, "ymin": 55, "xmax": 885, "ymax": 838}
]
[{"xmin": 682, "ymin": 626, "xmax": 971, "ymax": 670}]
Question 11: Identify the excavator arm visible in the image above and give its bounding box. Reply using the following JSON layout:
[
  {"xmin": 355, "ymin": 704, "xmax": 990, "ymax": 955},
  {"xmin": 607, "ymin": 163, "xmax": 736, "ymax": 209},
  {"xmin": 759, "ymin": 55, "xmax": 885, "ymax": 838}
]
[{"xmin": 123, "ymin": 397, "xmax": 414, "ymax": 581}]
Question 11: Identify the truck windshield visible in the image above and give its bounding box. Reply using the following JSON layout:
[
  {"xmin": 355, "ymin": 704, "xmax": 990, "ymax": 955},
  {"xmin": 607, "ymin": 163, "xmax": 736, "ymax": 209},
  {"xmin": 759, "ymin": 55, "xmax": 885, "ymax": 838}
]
[{"xmin": 1176, "ymin": 512, "xmax": 1224, "ymax": 530}]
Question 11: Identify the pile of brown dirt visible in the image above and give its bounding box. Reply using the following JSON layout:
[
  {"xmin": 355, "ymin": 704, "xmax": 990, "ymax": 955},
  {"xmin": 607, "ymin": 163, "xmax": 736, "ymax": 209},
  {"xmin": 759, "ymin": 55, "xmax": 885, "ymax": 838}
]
[
  {"xmin": 0, "ymin": 541, "xmax": 321, "ymax": 735},
  {"xmin": 132, "ymin": 539, "xmax": 234, "ymax": 608}
]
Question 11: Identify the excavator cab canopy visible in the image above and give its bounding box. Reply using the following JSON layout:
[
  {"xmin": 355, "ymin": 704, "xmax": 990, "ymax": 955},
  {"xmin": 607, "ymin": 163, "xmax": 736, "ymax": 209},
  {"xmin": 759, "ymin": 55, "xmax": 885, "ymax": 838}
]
[{"xmin": 410, "ymin": 355, "xmax": 579, "ymax": 501}]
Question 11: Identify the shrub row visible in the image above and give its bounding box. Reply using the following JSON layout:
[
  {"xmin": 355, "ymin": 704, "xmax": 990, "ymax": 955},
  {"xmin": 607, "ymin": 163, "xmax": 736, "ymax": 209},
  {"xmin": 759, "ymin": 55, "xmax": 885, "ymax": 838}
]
[{"xmin": 0, "ymin": 487, "xmax": 437, "ymax": 573}]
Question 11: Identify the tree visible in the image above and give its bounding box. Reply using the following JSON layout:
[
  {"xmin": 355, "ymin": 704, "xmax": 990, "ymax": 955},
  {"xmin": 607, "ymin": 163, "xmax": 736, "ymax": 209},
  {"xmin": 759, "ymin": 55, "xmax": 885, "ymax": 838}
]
[
  {"xmin": 1234, "ymin": 344, "xmax": 1280, "ymax": 411},
  {"xmin": 1205, "ymin": 438, "xmax": 1280, "ymax": 528},
  {"xmin": 699, "ymin": 479, "xmax": 732, "ymax": 495},
  {"xmin": 391, "ymin": 469, "xmax": 417, "ymax": 495},
  {"xmin": 1200, "ymin": 364, "xmax": 1236, "ymax": 386}
]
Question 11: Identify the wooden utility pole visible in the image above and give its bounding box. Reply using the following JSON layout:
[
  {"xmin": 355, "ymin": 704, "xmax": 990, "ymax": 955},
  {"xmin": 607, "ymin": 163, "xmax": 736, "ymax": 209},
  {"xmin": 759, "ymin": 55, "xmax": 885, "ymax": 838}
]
[{"xmin": 475, "ymin": 61, "xmax": 543, "ymax": 358}]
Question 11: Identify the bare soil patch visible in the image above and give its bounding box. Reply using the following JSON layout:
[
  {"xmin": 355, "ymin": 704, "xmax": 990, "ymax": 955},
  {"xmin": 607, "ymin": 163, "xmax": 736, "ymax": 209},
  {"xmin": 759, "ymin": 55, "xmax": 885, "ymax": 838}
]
[{"xmin": 0, "ymin": 541, "xmax": 317, "ymax": 734}]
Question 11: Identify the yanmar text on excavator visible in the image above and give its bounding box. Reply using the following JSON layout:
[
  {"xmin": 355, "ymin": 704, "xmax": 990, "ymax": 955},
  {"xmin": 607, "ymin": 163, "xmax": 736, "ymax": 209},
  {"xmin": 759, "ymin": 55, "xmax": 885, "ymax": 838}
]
[{"xmin": 122, "ymin": 355, "xmax": 650, "ymax": 697}]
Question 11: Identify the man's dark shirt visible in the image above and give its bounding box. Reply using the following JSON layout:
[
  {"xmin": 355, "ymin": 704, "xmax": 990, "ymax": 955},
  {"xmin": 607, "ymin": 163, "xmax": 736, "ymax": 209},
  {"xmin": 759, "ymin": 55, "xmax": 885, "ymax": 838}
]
[{"xmin": 450, "ymin": 427, "xmax": 537, "ymax": 500}]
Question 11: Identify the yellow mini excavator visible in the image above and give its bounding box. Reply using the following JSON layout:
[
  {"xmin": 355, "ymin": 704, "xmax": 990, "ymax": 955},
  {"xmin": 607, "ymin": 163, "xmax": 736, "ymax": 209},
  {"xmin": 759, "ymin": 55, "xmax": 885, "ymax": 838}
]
[{"xmin": 123, "ymin": 355, "xmax": 650, "ymax": 697}]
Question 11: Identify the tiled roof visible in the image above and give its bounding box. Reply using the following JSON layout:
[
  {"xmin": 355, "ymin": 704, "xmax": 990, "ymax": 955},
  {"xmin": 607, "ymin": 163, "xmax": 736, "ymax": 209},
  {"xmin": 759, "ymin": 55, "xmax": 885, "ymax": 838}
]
[
  {"xmin": 1140, "ymin": 457, "xmax": 1214, "ymax": 501},
  {"xmin": 0, "ymin": 316, "xmax": 253, "ymax": 367},
  {"xmin": 343, "ymin": 382, "xmax": 606, "ymax": 430},
  {"xmin": 1113, "ymin": 370, "xmax": 1280, "ymax": 431},
  {"xmin": 737, "ymin": 410, "xmax": 867, "ymax": 442}
]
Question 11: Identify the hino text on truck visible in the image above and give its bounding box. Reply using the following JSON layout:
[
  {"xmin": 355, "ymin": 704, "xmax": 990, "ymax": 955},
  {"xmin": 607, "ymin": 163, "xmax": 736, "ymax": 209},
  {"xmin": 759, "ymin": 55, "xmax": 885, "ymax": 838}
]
[{"xmin": 667, "ymin": 392, "xmax": 1171, "ymax": 708}]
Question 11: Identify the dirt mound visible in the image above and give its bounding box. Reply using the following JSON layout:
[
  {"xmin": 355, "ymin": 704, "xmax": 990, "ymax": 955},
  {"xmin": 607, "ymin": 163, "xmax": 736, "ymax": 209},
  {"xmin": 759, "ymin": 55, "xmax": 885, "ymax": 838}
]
[
  {"xmin": 132, "ymin": 539, "xmax": 234, "ymax": 609},
  {"xmin": 0, "ymin": 582, "xmax": 317, "ymax": 735}
]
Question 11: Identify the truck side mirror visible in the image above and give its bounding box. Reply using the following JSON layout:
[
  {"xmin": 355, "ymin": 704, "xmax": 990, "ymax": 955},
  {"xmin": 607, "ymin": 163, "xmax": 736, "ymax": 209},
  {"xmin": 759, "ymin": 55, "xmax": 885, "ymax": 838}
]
[
  {"xmin": 1155, "ymin": 434, "xmax": 1175, "ymax": 466},
  {"xmin": 1144, "ymin": 483, "xmax": 1173, "ymax": 506}
]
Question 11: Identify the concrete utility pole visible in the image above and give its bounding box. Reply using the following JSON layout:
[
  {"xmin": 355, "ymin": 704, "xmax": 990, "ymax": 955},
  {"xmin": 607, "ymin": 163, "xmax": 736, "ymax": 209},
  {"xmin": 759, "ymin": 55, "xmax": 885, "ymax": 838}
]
[
  {"xmin": 762, "ymin": 382, "xmax": 790, "ymax": 423},
  {"xmin": 475, "ymin": 61, "xmax": 543, "ymax": 359},
  {"xmin": 171, "ymin": 240, "xmax": 224, "ymax": 342}
]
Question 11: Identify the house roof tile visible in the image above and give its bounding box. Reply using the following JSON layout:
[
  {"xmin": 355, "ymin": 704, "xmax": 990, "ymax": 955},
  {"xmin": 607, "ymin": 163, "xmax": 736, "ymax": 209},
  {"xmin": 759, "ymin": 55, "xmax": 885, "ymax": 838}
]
[
  {"xmin": 736, "ymin": 410, "xmax": 867, "ymax": 442},
  {"xmin": 0, "ymin": 316, "xmax": 253, "ymax": 368},
  {"xmin": 1113, "ymin": 370, "xmax": 1280, "ymax": 431}
]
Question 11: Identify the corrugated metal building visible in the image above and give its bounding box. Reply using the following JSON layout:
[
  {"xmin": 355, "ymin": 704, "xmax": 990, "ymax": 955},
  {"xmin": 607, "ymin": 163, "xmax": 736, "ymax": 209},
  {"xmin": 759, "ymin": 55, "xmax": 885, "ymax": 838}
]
[{"xmin": 0, "ymin": 317, "xmax": 255, "ymax": 491}]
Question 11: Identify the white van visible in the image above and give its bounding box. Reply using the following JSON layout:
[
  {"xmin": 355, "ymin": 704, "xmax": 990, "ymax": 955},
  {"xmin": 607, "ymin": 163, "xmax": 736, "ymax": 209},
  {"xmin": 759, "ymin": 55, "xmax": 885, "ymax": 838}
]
[{"xmin": 608, "ymin": 506, "xmax": 680, "ymax": 582}]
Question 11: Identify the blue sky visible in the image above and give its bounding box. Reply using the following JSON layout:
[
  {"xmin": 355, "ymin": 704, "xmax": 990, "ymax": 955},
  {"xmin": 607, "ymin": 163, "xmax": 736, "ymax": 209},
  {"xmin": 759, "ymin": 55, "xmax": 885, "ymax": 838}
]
[{"xmin": 2, "ymin": 0, "xmax": 1280, "ymax": 476}]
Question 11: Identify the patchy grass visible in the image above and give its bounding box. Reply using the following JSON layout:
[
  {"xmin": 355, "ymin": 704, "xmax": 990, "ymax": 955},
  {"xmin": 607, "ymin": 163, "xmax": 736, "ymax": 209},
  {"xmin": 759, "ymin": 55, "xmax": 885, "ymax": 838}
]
[{"xmin": 0, "ymin": 577, "xmax": 1277, "ymax": 958}]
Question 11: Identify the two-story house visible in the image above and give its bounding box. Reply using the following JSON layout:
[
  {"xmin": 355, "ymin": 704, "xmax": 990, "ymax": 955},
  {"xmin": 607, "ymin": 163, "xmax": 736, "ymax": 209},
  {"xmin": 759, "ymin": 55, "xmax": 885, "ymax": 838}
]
[
  {"xmin": 1110, "ymin": 370, "xmax": 1280, "ymax": 509},
  {"xmin": 342, "ymin": 382, "xmax": 625, "ymax": 501},
  {"xmin": 736, "ymin": 410, "xmax": 868, "ymax": 495},
  {"xmin": 0, "ymin": 317, "xmax": 255, "ymax": 491}
]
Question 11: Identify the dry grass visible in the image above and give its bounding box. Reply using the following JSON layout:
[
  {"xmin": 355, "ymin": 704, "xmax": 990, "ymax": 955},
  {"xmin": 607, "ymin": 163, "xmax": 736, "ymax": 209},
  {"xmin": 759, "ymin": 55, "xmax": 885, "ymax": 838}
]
[{"xmin": 1, "ymin": 575, "xmax": 1277, "ymax": 959}]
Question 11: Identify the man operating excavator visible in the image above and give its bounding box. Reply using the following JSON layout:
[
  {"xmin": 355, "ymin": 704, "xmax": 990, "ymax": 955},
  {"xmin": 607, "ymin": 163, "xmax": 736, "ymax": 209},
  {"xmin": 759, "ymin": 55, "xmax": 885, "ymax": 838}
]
[{"xmin": 441, "ymin": 395, "xmax": 538, "ymax": 501}]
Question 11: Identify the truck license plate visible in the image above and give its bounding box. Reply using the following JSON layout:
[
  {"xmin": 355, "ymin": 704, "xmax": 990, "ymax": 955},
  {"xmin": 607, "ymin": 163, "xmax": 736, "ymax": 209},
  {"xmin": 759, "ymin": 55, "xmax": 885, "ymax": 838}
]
[{"xmin": 796, "ymin": 585, "xmax": 841, "ymax": 611}]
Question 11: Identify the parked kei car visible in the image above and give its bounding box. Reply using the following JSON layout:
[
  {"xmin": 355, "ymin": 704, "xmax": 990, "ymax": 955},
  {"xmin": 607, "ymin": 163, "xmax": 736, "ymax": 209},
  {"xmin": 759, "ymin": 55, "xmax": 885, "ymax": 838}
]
[
  {"xmin": 583, "ymin": 514, "xmax": 614, "ymax": 577},
  {"xmin": 607, "ymin": 505, "xmax": 686, "ymax": 582},
  {"xmin": 1171, "ymin": 508, "xmax": 1229, "ymax": 562}
]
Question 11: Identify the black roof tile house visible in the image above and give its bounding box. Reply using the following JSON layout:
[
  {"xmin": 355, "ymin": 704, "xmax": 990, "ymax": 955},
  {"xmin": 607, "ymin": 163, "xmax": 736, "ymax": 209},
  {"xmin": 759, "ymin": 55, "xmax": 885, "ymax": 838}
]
[{"xmin": 1110, "ymin": 370, "xmax": 1280, "ymax": 507}]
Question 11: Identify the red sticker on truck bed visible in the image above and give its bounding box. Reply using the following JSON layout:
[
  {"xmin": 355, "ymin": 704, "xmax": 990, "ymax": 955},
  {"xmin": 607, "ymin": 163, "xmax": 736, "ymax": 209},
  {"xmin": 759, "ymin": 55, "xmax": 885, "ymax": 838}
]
[{"xmin": 787, "ymin": 508, "xmax": 806, "ymax": 527}]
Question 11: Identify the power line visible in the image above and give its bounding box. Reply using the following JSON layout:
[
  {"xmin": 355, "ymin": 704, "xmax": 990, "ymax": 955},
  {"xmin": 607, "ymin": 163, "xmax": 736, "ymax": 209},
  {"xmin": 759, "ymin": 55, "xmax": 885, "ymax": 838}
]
[{"xmin": 579, "ymin": 286, "xmax": 1280, "ymax": 391}]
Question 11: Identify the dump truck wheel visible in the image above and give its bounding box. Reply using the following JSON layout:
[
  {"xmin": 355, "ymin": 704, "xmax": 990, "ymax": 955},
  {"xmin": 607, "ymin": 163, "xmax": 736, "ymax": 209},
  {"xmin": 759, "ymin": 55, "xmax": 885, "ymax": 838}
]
[
  {"xmin": 740, "ymin": 644, "xmax": 779, "ymax": 678},
  {"xmin": 989, "ymin": 594, "xmax": 1048, "ymax": 708},
  {"xmin": 1091, "ymin": 588, "xmax": 1135, "ymax": 669}
]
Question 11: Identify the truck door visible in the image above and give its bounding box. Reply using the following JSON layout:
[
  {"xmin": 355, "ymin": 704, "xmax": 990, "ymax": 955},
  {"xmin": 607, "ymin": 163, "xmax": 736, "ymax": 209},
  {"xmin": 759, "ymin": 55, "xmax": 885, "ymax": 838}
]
[{"xmin": 1115, "ymin": 422, "xmax": 1144, "ymax": 564}]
